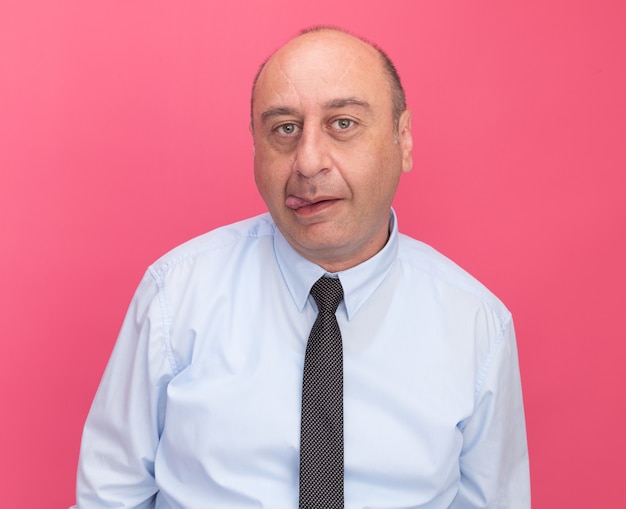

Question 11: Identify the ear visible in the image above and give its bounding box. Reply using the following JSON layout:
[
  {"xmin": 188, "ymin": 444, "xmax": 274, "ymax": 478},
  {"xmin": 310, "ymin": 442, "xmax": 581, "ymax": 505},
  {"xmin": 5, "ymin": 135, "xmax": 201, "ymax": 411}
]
[
  {"xmin": 249, "ymin": 122, "xmax": 256, "ymax": 157},
  {"xmin": 398, "ymin": 109, "xmax": 413, "ymax": 173}
]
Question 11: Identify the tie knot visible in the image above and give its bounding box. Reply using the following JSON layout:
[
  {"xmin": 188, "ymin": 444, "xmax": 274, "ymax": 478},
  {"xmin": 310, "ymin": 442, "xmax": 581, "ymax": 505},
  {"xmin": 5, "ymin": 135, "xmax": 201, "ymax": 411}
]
[{"xmin": 310, "ymin": 277, "xmax": 344, "ymax": 314}]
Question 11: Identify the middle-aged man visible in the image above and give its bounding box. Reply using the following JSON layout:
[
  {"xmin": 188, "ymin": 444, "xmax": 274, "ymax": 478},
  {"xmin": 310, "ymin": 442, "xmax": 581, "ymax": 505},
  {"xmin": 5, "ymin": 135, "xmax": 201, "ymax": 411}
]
[{"xmin": 71, "ymin": 27, "xmax": 530, "ymax": 508}]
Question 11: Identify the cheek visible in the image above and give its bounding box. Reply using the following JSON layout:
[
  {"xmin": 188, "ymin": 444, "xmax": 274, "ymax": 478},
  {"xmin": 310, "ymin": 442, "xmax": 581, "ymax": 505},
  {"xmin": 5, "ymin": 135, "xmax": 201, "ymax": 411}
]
[
  {"xmin": 253, "ymin": 164, "xmax": 272, "ymax": 200},
  {"xmin": 254, "ymin": 154, "xmax": 291, "ymax": 201},
  {"xmin": 351, "ymin": 152, "xmax": 402, "ymax": 203}
]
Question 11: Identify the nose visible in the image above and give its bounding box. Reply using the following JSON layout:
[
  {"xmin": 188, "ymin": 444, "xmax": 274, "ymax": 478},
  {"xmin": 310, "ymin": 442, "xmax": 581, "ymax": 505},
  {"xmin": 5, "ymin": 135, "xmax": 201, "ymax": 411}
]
[{"xmin": 293, "ymin": 125, "xmax": 332, "ymax": 178}]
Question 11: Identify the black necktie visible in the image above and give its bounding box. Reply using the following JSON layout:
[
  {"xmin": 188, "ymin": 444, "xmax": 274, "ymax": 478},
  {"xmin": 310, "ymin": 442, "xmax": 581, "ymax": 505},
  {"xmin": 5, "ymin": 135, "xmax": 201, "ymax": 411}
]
[{"xmin": 299, "ymin": 276, "xmax": 345, "ymax": 509}]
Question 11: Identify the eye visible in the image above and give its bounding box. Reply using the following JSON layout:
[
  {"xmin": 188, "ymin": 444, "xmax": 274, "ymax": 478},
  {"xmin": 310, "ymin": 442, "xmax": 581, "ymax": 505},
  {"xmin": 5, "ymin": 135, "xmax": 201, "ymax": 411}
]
[
  {"xmin": 276, "ymin": 123, "xmax": 300, "ymax": 136},
  {"xmin": 331, "ymin": 118, "xmax": 354, "ymax": 130}
]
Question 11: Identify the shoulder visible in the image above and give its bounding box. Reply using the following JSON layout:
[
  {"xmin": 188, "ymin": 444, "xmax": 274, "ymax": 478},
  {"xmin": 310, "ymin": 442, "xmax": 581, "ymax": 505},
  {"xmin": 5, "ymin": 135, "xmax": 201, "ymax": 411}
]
[
  {"xmin": 146, "ymin": 213, "xmax": 276, "ymax": 285},
  {"xmin": 396, "ymin": 233, "xmax": 511, "ymax": 324}
]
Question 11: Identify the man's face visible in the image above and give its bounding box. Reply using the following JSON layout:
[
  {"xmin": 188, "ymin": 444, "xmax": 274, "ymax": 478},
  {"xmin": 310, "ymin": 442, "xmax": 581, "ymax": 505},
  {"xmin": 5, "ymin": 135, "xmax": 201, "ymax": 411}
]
[{"xmin": 251, "ymin": 30, "xmax": 413, "ymax": 272}]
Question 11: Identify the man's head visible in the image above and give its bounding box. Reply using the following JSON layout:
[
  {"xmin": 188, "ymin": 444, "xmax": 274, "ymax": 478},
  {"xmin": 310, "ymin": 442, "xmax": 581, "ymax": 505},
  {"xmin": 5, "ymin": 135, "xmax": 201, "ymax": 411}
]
[{"xmin": 251, "ymin": 27, "xmax": 413, "ymax": 272}]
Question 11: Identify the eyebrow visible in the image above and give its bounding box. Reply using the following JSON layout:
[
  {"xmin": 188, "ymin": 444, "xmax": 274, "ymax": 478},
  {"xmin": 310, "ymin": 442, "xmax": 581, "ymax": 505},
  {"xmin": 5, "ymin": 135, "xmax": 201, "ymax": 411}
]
[
  {"xmin": 324, "ymin": 98, "xmax": 370, "ymax": 110},
  {"xmin": 261, "ymin": 107, "xmax": 298, "ymax": 123},
  {"xmin": 260, "ymin": 98, "xmax": 371, "ymax": 124}
]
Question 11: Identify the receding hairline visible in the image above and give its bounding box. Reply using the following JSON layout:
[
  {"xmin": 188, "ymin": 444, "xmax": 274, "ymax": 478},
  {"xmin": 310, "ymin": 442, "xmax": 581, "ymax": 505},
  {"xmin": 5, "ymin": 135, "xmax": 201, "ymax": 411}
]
[{"xmin": 250, "ymin": 26, "xmax": 406, "ymax": 128}]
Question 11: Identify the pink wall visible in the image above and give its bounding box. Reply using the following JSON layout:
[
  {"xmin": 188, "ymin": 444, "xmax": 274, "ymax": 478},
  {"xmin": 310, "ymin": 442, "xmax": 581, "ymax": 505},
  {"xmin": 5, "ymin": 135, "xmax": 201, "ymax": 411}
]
[{"xmin": 1, "ymin": 1, "xmax": 625, "ymax": 506}]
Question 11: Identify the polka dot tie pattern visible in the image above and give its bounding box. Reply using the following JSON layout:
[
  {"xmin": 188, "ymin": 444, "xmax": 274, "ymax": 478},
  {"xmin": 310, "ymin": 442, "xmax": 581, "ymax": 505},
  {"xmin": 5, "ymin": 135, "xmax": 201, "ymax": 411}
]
[{"xmin": 299, "ymin": 277, "xmax": 345, "ymax": 509}]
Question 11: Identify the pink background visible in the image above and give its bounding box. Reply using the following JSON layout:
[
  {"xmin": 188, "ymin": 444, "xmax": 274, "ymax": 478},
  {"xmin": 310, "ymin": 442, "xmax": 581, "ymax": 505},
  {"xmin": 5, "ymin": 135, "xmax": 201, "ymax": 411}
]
[{"xmin": 1, "ymin": 1, "xmax": 625, "ymax": 507}]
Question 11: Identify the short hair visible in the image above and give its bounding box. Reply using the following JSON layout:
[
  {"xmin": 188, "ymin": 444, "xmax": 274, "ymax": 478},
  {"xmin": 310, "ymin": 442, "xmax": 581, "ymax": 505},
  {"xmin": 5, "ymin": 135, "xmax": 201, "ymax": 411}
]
[{"xmin": 250, "ymin": 26, "xmax": 407, "ymax": 131}]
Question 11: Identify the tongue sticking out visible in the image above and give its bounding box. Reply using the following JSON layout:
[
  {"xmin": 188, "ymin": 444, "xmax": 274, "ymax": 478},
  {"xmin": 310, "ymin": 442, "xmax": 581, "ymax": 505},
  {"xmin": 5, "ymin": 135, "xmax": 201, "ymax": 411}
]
[{"xmin": 286, "ymin": 196, "xmax": 314, "ymax": 210}]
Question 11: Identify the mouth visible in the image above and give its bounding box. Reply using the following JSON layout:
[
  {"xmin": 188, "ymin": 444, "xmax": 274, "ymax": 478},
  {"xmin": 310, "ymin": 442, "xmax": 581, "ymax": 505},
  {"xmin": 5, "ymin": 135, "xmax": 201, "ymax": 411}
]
[{"xmin": 285, "ymin": 195, "xmax": 340, "ymax": 216}]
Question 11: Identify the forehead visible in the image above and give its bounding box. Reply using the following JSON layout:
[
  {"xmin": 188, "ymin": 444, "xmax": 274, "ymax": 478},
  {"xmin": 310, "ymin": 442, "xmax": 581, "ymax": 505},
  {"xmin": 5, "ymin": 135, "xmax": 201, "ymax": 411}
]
[{"xmin": 253, "ymin": 31, "xmax": 390, "ymax": 114}]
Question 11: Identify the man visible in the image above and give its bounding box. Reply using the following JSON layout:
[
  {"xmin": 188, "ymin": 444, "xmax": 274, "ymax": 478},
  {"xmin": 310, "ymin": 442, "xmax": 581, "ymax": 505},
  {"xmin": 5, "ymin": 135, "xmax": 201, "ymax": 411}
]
[{"xmin": 72, "ymin": 27, "xmax": 530, "ymax": 508}]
